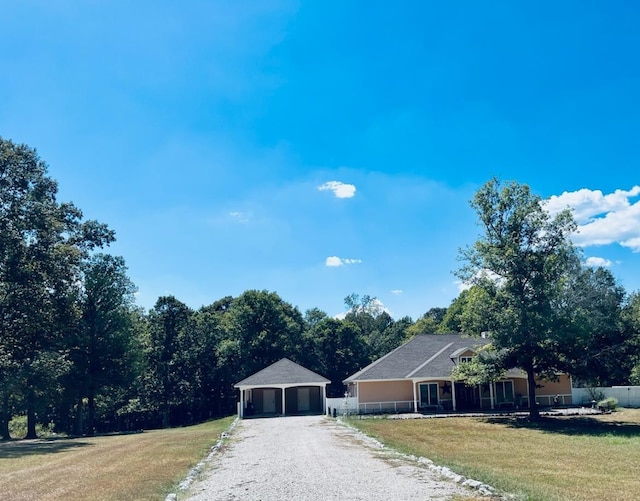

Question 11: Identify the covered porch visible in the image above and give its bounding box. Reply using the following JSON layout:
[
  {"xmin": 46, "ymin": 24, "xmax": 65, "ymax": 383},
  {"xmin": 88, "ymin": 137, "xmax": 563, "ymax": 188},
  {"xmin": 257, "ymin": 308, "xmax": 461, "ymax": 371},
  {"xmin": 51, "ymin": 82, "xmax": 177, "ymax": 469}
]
[{"xmin": 349, "ymin": 376, "xmax": 569, "ymax": 414}]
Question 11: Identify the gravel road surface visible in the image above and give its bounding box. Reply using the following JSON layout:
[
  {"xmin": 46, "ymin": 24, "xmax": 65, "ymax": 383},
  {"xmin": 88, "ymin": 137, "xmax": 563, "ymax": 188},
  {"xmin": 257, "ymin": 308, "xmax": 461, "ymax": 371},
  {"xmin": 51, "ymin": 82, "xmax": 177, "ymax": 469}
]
[{"xmin": 183, "ymin": 415, "xmax": 475, "ymax": 501}]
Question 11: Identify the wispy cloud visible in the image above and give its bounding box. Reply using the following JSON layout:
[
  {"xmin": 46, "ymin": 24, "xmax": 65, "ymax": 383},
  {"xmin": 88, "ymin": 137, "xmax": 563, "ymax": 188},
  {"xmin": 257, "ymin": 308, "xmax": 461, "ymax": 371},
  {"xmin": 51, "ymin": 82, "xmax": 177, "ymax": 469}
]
[
  {"xmin": 318, "ymin": 180, "xmax": 356, "ymax": 198},
  {"xmin": 229, "ymin": 211, "xmax": 250, "ymax": 223},
  {"xmin": 325, "ymin": 256, "xmax": 362, "ymax": 267},
  {"xmin": 545, "ymin": 186, "xmax": 640, "ymax": 252},
  {"xmin": 390, "ymin": 289, "xmax": 403, "ymax": 295}
]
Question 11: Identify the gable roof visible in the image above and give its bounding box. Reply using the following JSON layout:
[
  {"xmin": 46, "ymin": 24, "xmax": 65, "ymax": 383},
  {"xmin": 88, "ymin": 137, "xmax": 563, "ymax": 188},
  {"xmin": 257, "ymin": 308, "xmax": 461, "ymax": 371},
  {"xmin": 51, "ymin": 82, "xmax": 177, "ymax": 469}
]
[
  {"xmin": 344, "ymin": 334, "xmax": 490, "ymax": 383},
  {"xmin": 234, "ymin": 358, "xmax": 330, "ymax": 387}
]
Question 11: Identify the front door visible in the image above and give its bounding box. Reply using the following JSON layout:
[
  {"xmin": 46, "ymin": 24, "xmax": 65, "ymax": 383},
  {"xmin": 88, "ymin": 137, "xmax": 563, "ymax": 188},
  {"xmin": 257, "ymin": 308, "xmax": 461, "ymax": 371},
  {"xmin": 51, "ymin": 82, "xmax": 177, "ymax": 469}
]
[{"xmin": 455, "ymin": 383, "xmax": 481, "ymax": 410}]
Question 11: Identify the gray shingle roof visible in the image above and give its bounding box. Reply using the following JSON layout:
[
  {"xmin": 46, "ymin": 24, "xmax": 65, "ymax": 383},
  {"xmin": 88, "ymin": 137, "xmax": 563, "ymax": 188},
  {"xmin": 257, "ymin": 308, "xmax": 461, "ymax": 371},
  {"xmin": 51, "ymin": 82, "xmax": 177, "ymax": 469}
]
[
  {"xmin": 235, "ymin": 358, "xmax": 330, "ymax": 387},
  {"xmin": 344, "ymin": 334, "xmax": 489, "ymax": 382}
]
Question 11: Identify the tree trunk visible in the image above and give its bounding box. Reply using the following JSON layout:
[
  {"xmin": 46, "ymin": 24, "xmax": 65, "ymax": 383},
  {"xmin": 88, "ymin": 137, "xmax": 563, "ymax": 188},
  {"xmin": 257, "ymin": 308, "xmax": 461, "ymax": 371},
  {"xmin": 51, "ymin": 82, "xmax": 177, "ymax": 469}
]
[
  {"xmin": 162, "ymin": 402, "xmax": 170, "ymax": 429},
  {"xmin": 25, "ymin": 388, "xmax": 38, "ymax": 439},
  {"xmin": 526, "ymin": 367, "xmax": 540, "ymax": 420},
  {"xmin": 87, "ymin": 392, "xmax": 96, "ymax": 437},
  {"xmin": 0, "ymin": 392, "xmax": 10, "ymax": 440},
  {"xmin": 74, "ymin": 396, "xmax": 84, "ymax": 436}
]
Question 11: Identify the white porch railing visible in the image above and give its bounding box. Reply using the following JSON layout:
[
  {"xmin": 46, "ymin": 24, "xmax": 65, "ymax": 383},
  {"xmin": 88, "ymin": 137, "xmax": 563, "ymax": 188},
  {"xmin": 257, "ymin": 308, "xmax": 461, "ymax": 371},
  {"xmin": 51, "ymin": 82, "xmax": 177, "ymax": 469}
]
[{"xmin": 358, "ymin": 400, "xmax": 414, "ymax": 414}]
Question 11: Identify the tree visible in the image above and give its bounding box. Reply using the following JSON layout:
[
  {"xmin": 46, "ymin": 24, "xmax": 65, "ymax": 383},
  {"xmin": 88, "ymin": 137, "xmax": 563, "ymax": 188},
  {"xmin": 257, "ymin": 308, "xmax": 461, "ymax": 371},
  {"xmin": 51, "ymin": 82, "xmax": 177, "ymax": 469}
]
[
  {"xmin": 143, "ymin": 296, "xmax": 193, "ymax": 428},
  {"xmin": 179, "ymin": 303, "xmax": 231, "ymax": 421},
  {"xmin": 559, "ymin": 266, "xmax": 628, "ymax": 386},
  {"xmin": 457, "ymin": 178, "xmax": 579, "ymax": 419},
  {"xmin": 226, "ymin": 290, "xmax": 305, "ymax": 379},
  {"xmin": 306, "ymin": 317, "xmax": 366, "ymax": 396},
  {"xmin": 622, "ymin": 292, "xmax": 640, "ymax": 384},
  {"xmin": 70, "ymin": 254, "xmax": 138, "ymax": 435},
  {"xmin": 0, "ymin": 138, "xmax": 114, "ymax": 438}
]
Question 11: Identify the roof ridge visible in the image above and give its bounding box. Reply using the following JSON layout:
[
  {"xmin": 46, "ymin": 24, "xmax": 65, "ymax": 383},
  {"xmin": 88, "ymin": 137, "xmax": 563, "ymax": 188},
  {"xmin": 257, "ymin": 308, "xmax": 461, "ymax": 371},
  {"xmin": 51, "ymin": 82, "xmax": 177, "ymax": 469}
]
[
  {"xmin": 405, "ymin": 341, "xmax": 455, "ymax": 378},
  {"xmin": 343, "ymin": 336, "xmax": 419, "ymax": 382}
]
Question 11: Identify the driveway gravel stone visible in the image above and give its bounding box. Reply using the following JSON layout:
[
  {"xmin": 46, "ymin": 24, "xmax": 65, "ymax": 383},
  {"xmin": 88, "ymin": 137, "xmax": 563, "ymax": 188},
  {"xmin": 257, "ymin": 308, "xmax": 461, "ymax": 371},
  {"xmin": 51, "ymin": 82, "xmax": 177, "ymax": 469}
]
[{"xmin": 183, "ymin": 415, "xmax": 479, "ymax": 501}]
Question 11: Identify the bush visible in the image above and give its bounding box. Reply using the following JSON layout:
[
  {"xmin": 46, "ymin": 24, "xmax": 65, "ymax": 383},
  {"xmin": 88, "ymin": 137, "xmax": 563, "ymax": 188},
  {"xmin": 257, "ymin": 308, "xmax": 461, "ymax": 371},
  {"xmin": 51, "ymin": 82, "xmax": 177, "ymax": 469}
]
[
  {"xmin": 9, "ymin": 416, "xmax": 57, "ymax": 439},
  {"xmin": 597, "ymin": 397, "xmax": 618, "ymax": 412}
]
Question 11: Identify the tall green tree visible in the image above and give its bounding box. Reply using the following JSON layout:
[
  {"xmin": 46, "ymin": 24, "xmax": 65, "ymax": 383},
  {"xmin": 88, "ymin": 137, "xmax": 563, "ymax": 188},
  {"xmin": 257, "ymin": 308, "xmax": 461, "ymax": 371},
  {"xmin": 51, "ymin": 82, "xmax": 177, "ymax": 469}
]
[
  {"xmin": 0, "ymin": 138, "xmax": 113, "ymax": 438},
  {"xmin": 559, "ymin": 266, "xmax": 628, "ymax": 386},
  {"xmin": 226, "ymin": 290, "xmax": 305, "ymax": 379},
  {"xmin": 306, "ymin": 317, "xmax": 366, "ymax": 396},
  {"xmin": 457, "ymin": 178, "xmax": 579, "ymax": 419},
  {"xmin": 621, "ymin": 292, "xmax": 640, "ymax": 385},
  {"xmin": 143, "ymin": 296, "xmax": 192, "ymax": 428},
  {"xmin": 71, "ymin": 254, "xmax": 138, "ymax": 435}
]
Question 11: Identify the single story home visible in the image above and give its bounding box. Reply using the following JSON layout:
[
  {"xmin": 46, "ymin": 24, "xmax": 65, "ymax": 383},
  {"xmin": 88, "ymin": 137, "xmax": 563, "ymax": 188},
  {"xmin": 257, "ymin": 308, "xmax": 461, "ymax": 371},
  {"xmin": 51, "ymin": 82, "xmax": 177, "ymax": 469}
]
[
  {"xmin": 235, "ymin": 358, "xmax": 330, "ymax": 418},
  {"xmin": 344, "ymin": 334, "xmax": 572, "ymax": 414}
]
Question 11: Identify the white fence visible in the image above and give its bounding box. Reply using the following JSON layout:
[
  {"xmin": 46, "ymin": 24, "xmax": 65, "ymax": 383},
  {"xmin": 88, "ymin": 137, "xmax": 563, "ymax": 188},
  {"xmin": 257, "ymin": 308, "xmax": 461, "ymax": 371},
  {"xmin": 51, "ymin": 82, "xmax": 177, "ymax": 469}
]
[{"xmin": 572, "ymin": 386, "xmax": 640, "ymax": 408}]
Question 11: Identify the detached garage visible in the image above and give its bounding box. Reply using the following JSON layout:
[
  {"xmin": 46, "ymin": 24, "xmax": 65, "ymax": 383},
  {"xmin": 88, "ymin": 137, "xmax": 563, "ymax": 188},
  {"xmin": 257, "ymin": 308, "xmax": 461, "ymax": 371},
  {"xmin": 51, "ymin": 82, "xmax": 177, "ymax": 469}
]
[{"xmin": 235, "ymin": 358, "xmax": 330, "ymax": 418}]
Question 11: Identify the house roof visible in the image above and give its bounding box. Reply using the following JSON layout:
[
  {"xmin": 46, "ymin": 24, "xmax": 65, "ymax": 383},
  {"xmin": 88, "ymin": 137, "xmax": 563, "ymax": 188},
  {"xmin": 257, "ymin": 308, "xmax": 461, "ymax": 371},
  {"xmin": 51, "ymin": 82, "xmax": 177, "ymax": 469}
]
[
  {"xmin": 234, "ymin": 358, "xmax": 330, "ymax": 387},
  {"xmin": 344, "ymin": 334, "xmax": 490, "ymax": 383}
]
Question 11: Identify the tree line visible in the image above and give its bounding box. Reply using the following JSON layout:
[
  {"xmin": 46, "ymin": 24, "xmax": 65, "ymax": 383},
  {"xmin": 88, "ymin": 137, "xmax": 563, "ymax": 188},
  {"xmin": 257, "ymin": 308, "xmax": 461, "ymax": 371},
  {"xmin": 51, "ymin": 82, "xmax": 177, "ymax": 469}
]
[{"xmin": 1, "ymin": 138, "xmax": 639, "ymax": 437}]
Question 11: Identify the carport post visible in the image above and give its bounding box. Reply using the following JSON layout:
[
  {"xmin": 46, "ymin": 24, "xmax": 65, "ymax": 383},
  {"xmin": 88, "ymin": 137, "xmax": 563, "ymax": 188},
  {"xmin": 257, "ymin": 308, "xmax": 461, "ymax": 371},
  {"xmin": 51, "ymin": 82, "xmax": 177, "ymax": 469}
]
[
  {"xmin": 282, "ymin": 386, "xmax": 286, "ymax": 416},
  {"xmin": 489, "ymin": 383, "xmax": 495, "ymax": 410},
  {"xmin": 451, "ymin": 379, "xmax": 457, "ymax": 411}
]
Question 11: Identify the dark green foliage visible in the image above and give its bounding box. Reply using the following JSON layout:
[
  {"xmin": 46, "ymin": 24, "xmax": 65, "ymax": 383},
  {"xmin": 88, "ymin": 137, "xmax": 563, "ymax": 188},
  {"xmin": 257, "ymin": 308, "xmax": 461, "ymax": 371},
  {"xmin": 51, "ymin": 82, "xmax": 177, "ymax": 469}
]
[
  {"xmin": 0, "ymin": 138, "xmax": 113, "ymax": 438},
  {"xmin": 456, "ymin": 178, "xmax": 635, "ymax": 419},
  {"xmin": 3, "ymin": 142, "xmax": 638, "ymax": 436}
]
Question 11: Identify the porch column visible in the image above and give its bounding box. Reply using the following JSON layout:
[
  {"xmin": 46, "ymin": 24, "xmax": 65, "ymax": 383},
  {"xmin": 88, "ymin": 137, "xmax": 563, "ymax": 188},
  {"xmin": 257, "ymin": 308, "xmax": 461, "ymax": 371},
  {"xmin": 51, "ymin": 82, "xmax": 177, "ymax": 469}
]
[
  {"xmin": 412, "ymin": 380, "xmax": 418, "ymax": 412},
  {"xmin": 451, "ymin": 380, "xmax": 457, "ymax": 412},
  {"xmin": 282, "ymin": 386, "xmax": 287, "ymax": 416},
  {"xmin": 321, "ymin": 385, "xmax": 326, "ymax": 414},
  {"xmin": 241, "ymin": 389, "xmax": 245, "ymax": 418},
  {"xmin": 489, "ymin": 382, "xmax": 495, "ymax": 410}
]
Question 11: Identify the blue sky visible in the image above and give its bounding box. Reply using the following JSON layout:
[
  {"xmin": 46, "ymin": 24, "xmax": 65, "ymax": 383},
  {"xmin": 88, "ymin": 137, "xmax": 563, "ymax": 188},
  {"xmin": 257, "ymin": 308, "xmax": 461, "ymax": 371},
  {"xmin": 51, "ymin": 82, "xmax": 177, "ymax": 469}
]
[{"xmin": 1, "ymin": 1, "xmax": 639, "ymax": 319}]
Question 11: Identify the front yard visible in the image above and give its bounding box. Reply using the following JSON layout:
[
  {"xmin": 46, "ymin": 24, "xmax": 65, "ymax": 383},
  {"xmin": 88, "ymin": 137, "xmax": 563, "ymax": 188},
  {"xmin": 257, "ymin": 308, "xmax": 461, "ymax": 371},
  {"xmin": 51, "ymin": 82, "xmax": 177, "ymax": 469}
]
[
  {"xmin": 0, "ymin": 417, "xmax": 235, "ymax": 501},
  {"xmin": 348, "ymin": 408, "xmax": 640, "ymax": 501}
]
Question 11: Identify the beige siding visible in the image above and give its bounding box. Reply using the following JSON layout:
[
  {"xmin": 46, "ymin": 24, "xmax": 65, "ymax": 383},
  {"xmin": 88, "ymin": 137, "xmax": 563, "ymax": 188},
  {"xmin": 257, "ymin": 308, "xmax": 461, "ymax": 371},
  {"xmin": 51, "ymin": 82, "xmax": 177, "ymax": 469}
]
[
  {"xmin": 359, "ymin": 380, "xmax": 414, "ymax": 403},
  {"xmin": 535, "ymin": 374, "xmax": 572, "ymax": 396},
  {"xmin": 513, "ymin": 378, "xmax": 528, "ymax": 398}
]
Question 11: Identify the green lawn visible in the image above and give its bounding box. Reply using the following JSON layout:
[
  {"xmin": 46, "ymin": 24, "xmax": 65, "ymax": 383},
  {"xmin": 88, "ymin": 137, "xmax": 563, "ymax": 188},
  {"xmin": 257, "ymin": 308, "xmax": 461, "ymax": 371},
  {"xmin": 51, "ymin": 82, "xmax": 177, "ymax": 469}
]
[
  {"xmin": 0, "ymin": 416, "xmax": 235, "ymax": 501},
  {"xmin": 348, "ymin": 409, "xmax": 640, "ymax": 501}
]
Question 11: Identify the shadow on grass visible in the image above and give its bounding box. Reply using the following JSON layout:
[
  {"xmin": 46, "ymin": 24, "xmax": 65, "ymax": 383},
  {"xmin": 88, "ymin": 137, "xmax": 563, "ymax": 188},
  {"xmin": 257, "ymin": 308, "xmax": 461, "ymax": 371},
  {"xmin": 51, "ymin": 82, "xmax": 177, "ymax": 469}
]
[
  {"xmin": 0, "ymin": 437, "xmax": 92, "ymax": 459},
  {"xmin": 484, "ymin": 415, "xmax": 640, "ymax": 438}
]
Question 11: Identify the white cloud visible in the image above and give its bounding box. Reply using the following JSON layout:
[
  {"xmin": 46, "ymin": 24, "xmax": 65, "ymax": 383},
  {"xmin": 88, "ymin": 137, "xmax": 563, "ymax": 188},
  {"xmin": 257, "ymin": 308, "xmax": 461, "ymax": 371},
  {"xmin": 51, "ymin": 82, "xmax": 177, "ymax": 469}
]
[
  {"xmin": 371, "ymin": 298, "xmax": 391, "ymax": 315},
  {"xmin": 325, "ymin": 256, "xmax": 362, "ymax": 267},
  {"xmin": 318, "ymin": 180, "xmax": 356, "ymax": 198},
  {"xmin": 544, "ymin": 186, "xmax": 640, "ymax": 252},
  {"xmin": 390, "ymin": 289, "xmax": 403, "ymax": 295},
  {"xmin": 585, "ymin": 256, "xmax": 613, "ymax": 268},
  {"xmin": 456, "ymin": 269, "xmax": 503, "ymax": 292},
  {"xmin": 334, "ymin": 298, "xmax": 391, "ymax": 319},
  {"xmin": 229, "ymin": 211, "xmax": 249, "ymax": 223}
]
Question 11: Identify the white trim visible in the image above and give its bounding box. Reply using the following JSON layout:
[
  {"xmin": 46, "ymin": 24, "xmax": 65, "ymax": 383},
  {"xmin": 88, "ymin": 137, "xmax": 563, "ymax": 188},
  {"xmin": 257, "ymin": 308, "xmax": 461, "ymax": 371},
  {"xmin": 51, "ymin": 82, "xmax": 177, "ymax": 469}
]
[{"xmin": 349, "ymin": 378, "xmax": 410, "ymax": 384}]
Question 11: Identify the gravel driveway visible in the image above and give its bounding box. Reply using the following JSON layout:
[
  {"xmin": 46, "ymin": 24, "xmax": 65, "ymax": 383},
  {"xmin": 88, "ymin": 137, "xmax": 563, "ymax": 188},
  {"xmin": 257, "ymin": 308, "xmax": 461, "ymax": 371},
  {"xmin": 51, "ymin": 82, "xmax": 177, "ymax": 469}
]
[{"xmin": 183, "ymin": 415, "xmax": 478, "ymax": 501}]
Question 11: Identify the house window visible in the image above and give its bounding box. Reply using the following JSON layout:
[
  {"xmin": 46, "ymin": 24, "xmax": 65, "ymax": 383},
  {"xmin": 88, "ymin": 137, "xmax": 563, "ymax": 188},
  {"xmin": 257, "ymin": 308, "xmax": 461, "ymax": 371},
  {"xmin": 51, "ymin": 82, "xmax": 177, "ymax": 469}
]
[
  {"xmin": 419, "ymin": 383, "xmax": 439, "ymax": 406},
  {"xmin": 495, "ymin": 381, "xmax": 514, "ymax": 403},
  {"xmin": 459, "ymin": 356, "xmax": 473, "ymax": 364}
]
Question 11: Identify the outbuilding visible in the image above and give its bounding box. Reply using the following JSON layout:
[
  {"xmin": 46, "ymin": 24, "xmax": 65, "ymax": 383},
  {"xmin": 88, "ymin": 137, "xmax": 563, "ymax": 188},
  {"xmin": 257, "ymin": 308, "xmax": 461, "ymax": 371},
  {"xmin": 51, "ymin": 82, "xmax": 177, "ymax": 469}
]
[{"xmin": 235, "ymin": 358, "xmax": 330, "ymax": 418}]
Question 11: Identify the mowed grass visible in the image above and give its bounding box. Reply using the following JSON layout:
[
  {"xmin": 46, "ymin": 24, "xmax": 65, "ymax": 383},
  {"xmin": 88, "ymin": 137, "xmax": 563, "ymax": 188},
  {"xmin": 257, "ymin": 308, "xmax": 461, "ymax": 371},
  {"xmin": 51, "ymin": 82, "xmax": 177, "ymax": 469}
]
[
  {"xmin": 0, "ymin": 416, "xmax": 235, "ymax": 501},
  {"xmin": 349, "ymin": 409, "xmax": 640, "ymax": 501}
]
